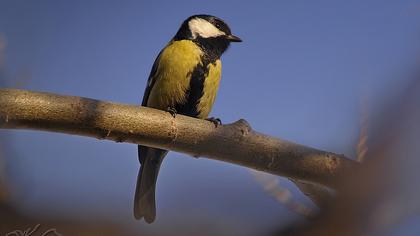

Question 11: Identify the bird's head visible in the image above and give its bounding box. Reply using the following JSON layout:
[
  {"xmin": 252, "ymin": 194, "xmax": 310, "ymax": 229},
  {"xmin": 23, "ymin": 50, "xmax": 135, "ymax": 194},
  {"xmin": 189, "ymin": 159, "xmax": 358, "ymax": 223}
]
[{"xmin": 174, "ymin": 15, "xmax": 241, "ymax": 54}]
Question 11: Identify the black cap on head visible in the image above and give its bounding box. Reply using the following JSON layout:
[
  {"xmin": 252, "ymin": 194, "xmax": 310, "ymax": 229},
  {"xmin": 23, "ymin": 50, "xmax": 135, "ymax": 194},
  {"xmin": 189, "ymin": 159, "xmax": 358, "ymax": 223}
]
[{"xmin": 174, "ymin": 14, "xmax": 242, "ymax": 42}]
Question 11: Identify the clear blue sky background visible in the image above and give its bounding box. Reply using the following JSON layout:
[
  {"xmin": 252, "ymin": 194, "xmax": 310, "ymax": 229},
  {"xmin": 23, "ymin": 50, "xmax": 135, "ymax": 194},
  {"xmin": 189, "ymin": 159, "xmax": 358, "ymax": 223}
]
[{"xmin": 1, "ymin": 1, "xmax": 420, "ymax": 235}]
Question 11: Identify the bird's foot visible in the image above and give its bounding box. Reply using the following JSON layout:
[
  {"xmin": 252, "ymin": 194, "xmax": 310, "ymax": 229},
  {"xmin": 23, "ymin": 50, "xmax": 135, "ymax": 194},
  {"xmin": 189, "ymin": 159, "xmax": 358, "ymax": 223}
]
[
  {"xmin": 206, "ymin": 117, "xmax": 222, "ymax": 127},
  {"xmin": 166, "ymin": 107, "xmax": 177, "ymax": 118}
]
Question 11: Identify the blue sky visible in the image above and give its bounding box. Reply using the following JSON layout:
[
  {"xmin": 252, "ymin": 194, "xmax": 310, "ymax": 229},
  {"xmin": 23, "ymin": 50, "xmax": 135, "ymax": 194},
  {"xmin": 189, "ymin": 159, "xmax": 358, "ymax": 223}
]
[{"xmin": 1, "ymin": 1, "xmax": 420, "ymax": 235}]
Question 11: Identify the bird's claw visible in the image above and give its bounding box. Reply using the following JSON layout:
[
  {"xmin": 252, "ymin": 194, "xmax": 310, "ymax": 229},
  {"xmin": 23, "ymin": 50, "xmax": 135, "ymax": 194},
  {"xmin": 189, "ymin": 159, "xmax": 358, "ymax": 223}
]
[
  {"xmin": 166, "ymin": 107, "xmax": 177, "ymax": 118},
  {"xmin": 206, "ymin": 117, "xmax": 222, "ymax": 127}
]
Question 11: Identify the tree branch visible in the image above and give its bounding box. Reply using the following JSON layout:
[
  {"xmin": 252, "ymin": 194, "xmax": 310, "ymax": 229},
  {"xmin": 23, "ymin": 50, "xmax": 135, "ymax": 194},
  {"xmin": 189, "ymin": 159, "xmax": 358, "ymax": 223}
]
[{"xmin": 0, "ymin": 89, "xmax": 356, "ymax": 191}]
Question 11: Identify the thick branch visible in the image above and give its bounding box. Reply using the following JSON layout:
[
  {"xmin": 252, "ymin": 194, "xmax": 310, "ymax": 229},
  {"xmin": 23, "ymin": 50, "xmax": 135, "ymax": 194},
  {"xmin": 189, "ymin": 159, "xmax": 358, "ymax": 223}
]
[{"xmin": 0, "ymin": 89, "xmax": 356, "ymax": 189}]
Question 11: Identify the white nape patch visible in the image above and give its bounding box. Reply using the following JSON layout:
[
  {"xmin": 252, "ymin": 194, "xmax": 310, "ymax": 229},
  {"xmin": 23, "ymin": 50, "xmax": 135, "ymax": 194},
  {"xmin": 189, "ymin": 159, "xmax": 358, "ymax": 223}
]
[{"xmin": 188, "ymin": 18, "xmax": 225, "ymax": 39}]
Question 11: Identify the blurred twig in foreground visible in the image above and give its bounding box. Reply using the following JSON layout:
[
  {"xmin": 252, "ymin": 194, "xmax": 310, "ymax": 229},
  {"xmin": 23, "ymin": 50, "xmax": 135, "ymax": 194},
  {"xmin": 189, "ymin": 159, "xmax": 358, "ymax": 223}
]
[
  {"xmin": 276, "ymin": 75, "xmax": 420, "ymax": 236},
  {"xmin": 356, "ymin": 96, "xmax": 369, "ymax": 162}
]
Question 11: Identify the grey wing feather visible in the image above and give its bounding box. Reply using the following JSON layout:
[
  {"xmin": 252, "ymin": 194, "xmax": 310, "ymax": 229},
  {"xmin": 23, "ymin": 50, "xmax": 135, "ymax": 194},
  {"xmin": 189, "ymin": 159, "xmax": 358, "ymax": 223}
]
[{"xmin": 141, "ymin": 50, "xmax": 163, "ymax": 106}]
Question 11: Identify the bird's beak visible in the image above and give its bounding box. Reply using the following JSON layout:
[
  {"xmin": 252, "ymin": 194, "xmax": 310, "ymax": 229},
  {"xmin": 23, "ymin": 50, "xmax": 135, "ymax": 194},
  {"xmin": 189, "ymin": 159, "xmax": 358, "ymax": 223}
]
[{"xmin": 225, "ymin": 34, "xmax": 242, "ymax": 42}]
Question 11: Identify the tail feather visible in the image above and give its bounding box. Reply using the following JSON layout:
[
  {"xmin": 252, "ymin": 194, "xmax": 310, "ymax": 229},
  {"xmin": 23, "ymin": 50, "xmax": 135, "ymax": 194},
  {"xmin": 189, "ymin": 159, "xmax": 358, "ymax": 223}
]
[{"xmin": 134, "ymin": 145, "xmax": 167, "ymax": 223}]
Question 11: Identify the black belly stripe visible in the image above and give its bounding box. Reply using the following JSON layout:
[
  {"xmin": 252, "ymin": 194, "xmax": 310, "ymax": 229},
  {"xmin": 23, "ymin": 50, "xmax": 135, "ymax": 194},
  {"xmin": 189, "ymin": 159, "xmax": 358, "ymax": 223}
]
[{"xmin": 175, "ymin": 62, "xmax": 208, "ymax": 118}]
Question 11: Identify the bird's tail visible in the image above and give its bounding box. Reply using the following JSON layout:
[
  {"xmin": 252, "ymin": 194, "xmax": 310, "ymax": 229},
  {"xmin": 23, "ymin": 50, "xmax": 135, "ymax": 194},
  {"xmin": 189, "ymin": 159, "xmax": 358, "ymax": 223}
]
[{"xmin": 134, "ymin": 145, "xmax": 167, "ymax": 223}]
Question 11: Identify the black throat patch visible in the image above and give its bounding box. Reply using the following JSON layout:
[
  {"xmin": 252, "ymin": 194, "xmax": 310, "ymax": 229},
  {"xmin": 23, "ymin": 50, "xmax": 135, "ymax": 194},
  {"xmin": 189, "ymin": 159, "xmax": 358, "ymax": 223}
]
[{"xmin": 194, "ymin": 36, "xmax": 230, "ymax": 63}]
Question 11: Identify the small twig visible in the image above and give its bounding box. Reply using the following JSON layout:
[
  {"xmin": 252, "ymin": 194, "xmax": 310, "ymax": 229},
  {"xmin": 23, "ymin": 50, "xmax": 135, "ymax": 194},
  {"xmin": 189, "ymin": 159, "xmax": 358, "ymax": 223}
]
[
  {"xmin": 250, "ymin": 170, "xmax": 316, "ymax": 218},
  {"xmin": 357, "ymin": 96, "xmax": 369, "ymax": 162}
]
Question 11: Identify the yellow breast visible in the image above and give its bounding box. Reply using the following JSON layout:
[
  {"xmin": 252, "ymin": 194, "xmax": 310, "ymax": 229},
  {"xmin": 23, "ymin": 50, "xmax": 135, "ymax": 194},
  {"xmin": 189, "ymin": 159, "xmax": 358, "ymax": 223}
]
[
  {"xmin": 146, "ymin": 40, "xmax": 222, "ymax": 119},
  {"xmin": 147, "ymin": 40, "xmax": 204, "ymax": 109}
]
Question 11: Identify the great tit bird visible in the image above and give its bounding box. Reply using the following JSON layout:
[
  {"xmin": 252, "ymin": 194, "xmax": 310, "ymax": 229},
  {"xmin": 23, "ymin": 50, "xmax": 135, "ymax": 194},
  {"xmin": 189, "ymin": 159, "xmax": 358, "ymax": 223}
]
[{"xmin": 134, "ymin": 14, "xmax": 241, "ymax": 223}]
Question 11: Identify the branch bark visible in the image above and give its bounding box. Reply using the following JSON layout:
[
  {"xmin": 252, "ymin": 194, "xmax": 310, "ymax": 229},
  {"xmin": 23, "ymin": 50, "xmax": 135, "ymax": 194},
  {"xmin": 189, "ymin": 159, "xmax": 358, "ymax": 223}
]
[{"xmin": 0, "ymin": 89, "xmax": 356, "ymax": 193}]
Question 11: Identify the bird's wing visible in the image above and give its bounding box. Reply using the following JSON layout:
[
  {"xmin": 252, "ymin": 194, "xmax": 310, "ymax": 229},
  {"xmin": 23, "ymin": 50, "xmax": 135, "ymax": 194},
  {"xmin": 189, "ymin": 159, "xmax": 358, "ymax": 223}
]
[
  {"xmin": 141, "ymin": 50, "xmax": 163, "ymax": 106},
  {"xmin": 136, "ymin": 50, "xmax": 167, "ymax": 223}
]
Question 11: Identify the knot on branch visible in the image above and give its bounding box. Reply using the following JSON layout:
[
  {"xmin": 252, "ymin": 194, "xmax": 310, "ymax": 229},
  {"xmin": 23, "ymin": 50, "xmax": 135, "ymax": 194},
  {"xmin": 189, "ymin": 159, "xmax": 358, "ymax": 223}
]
[
  {"xmin": 231, "ymin": 119, "xmax": 252, "ymax": 137},
  {"xmin": 325, "ymin": 154, "xmax": 339, "ymax": 173}
]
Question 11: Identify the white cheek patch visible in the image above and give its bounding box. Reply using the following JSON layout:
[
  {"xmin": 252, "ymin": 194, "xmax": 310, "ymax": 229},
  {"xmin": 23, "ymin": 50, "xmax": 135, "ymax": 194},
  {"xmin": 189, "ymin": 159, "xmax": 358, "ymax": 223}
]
[{"xmin": 188, "ymin": 18, "xmax": 225, "ymax": 39}]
